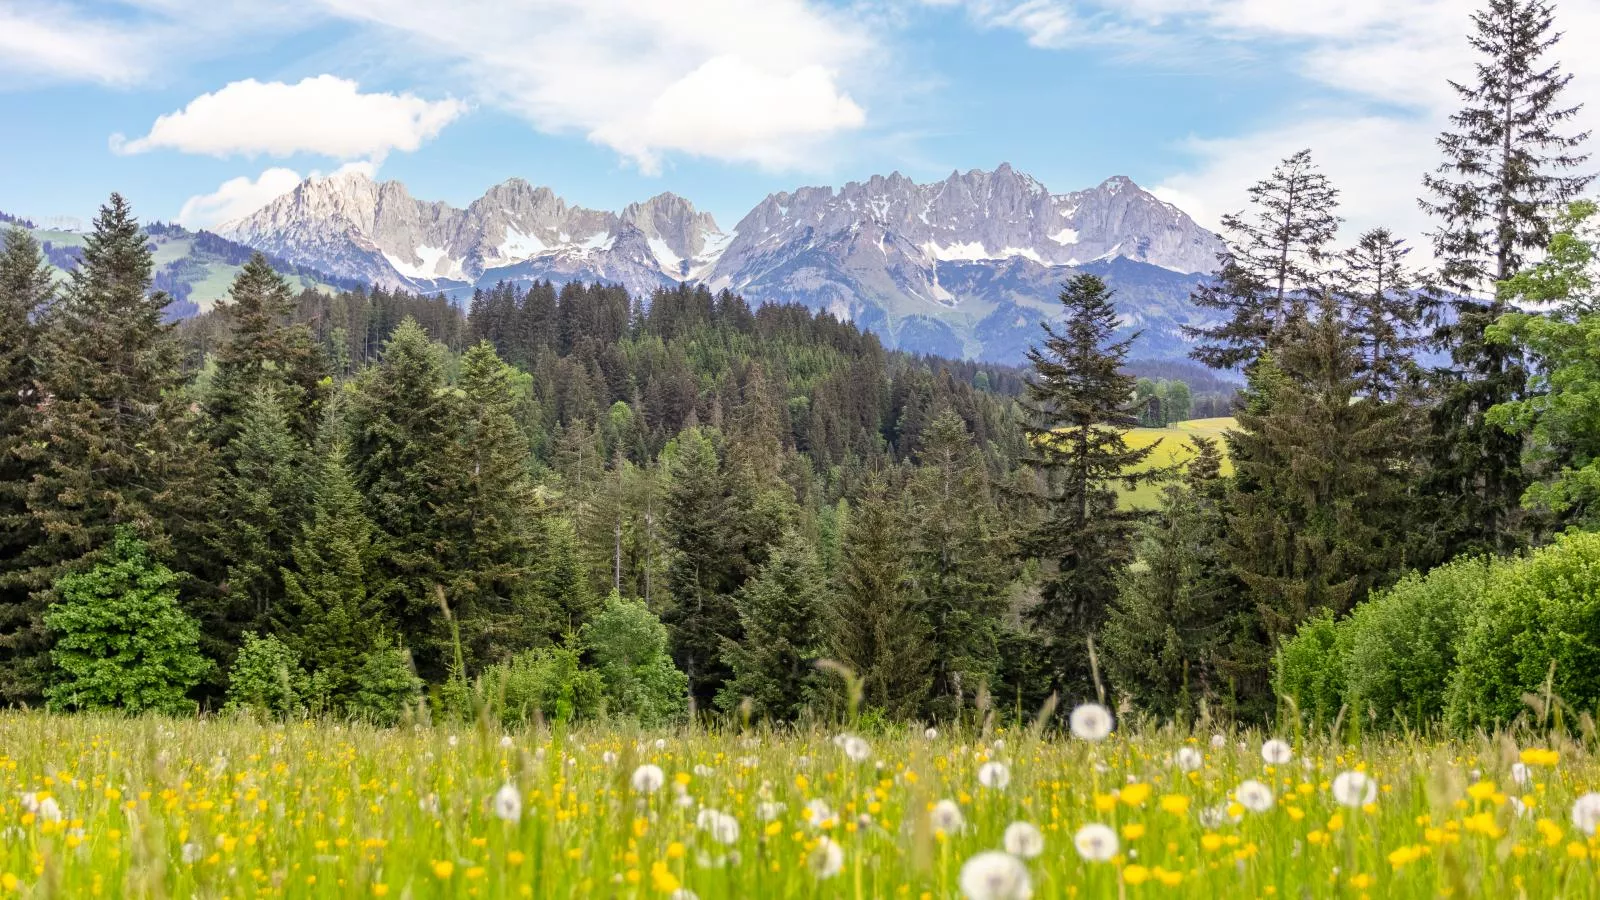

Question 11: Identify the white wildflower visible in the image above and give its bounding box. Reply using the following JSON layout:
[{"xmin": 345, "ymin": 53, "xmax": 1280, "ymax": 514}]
[
  {"xmin": 930, "ymin": 799, "xmax": 966, "ymax": 833},
  {"xmin": 1073, "ymin": 823, "xmax": 1118, "ymax": 861},
  {"xmin": 631, "ymin": 764, "xmax": 666, "ymax": 794},
  {"xmin": 925, "ymin": 727, "xmax": 939, "ymax": 740},
  {"xmin": 1069, "ymin": 703, "xmax": 1114, "ymax": 741},
  {"xmin": 959, "ymin": 851, "xmax": 1033, "ymax": 900},
  {"xmin": 1260, "ymin": 739, "xmax": 1292, "ymax": 765},
  {"xmin": 1210, "ymin": 734, "xmax": 1227, "ymax": 749},
  {"xmin": 1512, "ymin": 762, "xmax": 1532, "ymax": 788},
  {"xmin": 810, "ymin": 837, "xmax": 844, "ymax": 878},
  {"xmin": 757, "ymin": 801, "xmax": 787, "ymax": 822},
  {"xmin": 1573, "ymin": 793, "xmax": 1600, "ymax": 835},
  {"xmin": 1330, "ymin": 771, "xmax": 1377, "ymax": 808},
  {"xmin": 181, "ymin": 842, "xmax": 202, "ymax": 864},
  {"xmin": 492, "ymin": 783, "xmax": 522, "ymax": 822},
  {"xmin": 1236, "ymin": 779, "xmax": 1274, "ymax": 813},
  {"xmin": 1003, "ymin": 821, "xmax": 1045, "ymax": 859},
  {"xmin": 697, "ymin": 809, "xmax": 740, "ymax": 845},
  {"xmin": 602, "ymin": 751, "xmax": 619, "ymax": 765},
  {"xmin": 977, "ymin": 761, "xmax": 1011, "ymax": 790},
  {"xmin": 837, "ymin": 734, "xmax": 872, "ymax": 762},
  {"xmin": 1175, "ymin": 747, "xmax": 1204, "ymax": 772},
  {"xmin": 499, "ymin": 735, "xmax": 514, "ymax": 750}
]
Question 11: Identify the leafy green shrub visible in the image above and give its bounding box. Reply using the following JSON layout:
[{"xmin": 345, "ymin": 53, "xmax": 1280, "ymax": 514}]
[
  {"xmin": 584, "ymin": 592, "xmax": 689, "ymax": 727},
  {"xmin": 479, "ymin": 647, "xmax": 603, "ymax": 726},
  {"xmin": 1274, "ymin": 611, "xmax": 1346, "ymax": 726},
  {"xmin": 1342, "ymin": 557, "xmax": 1495, "ymax": 727},
  {"xmin": 1447, "ymin": 532, "xmax": 1600, "ymax": 730},
  {"xmin": 224, "ymin": 632, "xmax": 308, "ymax": 717},
  {"xmin": 44, "ymin": 529, "xmax": 212, "ymax": 715},
  {"xmin": 344, "ymin": 641, "xmax": 423, "ymax": 726}
]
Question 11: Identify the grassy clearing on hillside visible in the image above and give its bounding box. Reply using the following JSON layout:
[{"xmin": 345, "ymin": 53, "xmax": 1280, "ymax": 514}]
[
  {"xmin": 2, "ymin": 711, "xmax": 1597, "ymax": 898},
  {"xmin": 1120, "ymin": 418, "xmax": 1235, "ymax": 509}
]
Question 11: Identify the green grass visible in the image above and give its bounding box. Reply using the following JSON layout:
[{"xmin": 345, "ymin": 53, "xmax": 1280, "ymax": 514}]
[
  {"xmin": 0, "ymin": 711, "xmax": 1595, "ymax": 898},
  {"xmin": 1120, "ymin": 417, "xmax": 1235, "ymax": 509}
]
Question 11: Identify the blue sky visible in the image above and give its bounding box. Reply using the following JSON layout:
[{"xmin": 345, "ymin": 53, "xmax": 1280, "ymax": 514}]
[{"xmin": 2, "ymin": 0, "xmax": 1596, "ymax": 245}]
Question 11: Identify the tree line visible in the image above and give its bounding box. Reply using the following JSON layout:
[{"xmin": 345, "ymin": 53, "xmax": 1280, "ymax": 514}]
[{"xmin": 0, "ymin": 0, "xmax": 1592, "ymax": 729}]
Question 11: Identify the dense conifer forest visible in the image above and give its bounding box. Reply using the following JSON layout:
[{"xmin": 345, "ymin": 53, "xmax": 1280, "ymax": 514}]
[{"xmin": 2, "ymin": 0, "xmax": 1599, "ymax": 733}]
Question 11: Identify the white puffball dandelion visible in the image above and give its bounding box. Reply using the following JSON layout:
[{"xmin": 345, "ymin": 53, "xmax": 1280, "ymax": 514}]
[
  {"xmin": 810, "ymin": 837, "xmax": 844, "ymax": 878},
  {"xmin": 1260, "ymin": 739, "xmax": 1292, "ymax": 765},
  {"xmin": 1069, "ymin": 703, "xmax": 1114, "ymax": 741},
  {"xmin": 696, "ymin": 809, "xmax": 740, "ymax": 845},
  {"xmin": 602, "ymin": 750, "xmax": 619, "ymax": 765},
  {"xmin": 1003, "ymin": 821, "xmax": 1045, "ymax": 859},
  {"xmin": 806, "ymin": 798, "xmax": 835, "ymax": 827},
  {"xmin": 1210, "ymin": 734, "xmax": 1227, "ymax": 749},
  {"xmin": 1511, "ymin": 762, "xmax": 1531, "ymax": 788},
  {"xmin": 757, "ymin": 801, "xmax": 787, "ymax": 822},
  {"xmin": 930, "ymin": 799, "xmax": 966, "ymax": 833},
  {"xmin": 1198, "ymin": 803, "xmax": 1240, "ymax": 828},
  {"xmin": 181, "ymin": 842, "xmax": 202, "ymax": 864},
  {"xmin": 1074, "ymin": 823, "xmax": 1118, "ymax": 861},
  {"xmin": 925, "ymin": 727, "xmax": 939, "ymax": 740},
  {"xmin": 978, "ymin": 761, "xmax": 1011, "ymax": 790},
  {"xmin": 1235, "ymin": 779, "xmax": 1274, "ymax": 813},
  {"xmin": 631, "ymin": 764, "xmax": 666, "ymax": 794},
  {"xmin": 1330, "ymin": 771, "xmax": 1377, "ymax": 808},
  {"xmin": 492, "ymin": 783, "xmax": 522, "ymax": 822},
  {"xmin": 959, "ymin": 851, "xmax": 1033, "ymax": 900},
  {"xmin": 1572, "ymin": 793, "xmax": 1600, "ymax": 835},
  {"xmin": 37, "ymin": 796, "xmax": 61, "ymax": 823},
  {"xmin": 1175, "ymin": 747, "xmax": 1204, "ymax": 772},
  {"xmin": 499, "ymin": 735, "xmax": 514, "ymax": 750},
  {"xmin": 837, "ymin": 734, "xmax": 872, "ymax": 762}
]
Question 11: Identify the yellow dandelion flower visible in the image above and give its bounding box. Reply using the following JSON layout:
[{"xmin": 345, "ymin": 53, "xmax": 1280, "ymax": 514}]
[
  {"xmin": 432, "ymin": 860, "xmax": 454, "ymax": 880},
  {"xmin": 1123, "ymin": 864, "xmax": 1150, "ymax": 885}
]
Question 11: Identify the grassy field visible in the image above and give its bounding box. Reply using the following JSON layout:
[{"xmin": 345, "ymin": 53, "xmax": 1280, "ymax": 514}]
[
  {"xmin": 2, "ymin": 711, "xmax": 1597, "ymax": 898},
  {"xmin": 1120, "ymin": 417, "xmax": 1235, "ymax": 509}
]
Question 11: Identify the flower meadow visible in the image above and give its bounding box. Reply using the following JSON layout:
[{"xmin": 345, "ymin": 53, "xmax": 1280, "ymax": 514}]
[{"xmin": 4, "ymin": 710, "xmax": 1600, "ymax": 898}]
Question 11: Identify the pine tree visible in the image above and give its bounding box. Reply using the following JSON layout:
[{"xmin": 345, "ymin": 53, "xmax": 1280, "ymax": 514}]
[
  {"xmin": 660, "ymin": 428, "xmax": 739, "ymax": 705},
  {"xmin": 207, "ymin": 253, "xmax": 326, "ymax": 450},
  {"xmin": 828, "ymin": 484, "xmax": 935, "ymax": 720},
  {"xmin": 436, "ymin": 341, "xmax": 543, "ymax": 668},
  {"xmin": 1421, "ymin": 0, "xmax": 1592, "ymax": 555},
  {"xmin": 909, "ymin": 409, "xmax": 1009, "ymax": 719},
  {"xmin": 1102, "ymin": 438, "xmax": 1247, "ymax": 719},
  {"xmin": 0, "ymin": 227, "xmax": 54, "ymax": 703},
  {"xmin": 12, "ymin": 195, "xmax": 210, "ymax": 701},
  {"xmin": 210, "ymin": 387, "xmax": 309, "ymax": 653},
  {"xmin": 1022, "ymin": 274, "xmax": 1158, "ymax": 696},
  {"xmin": 1224, "ymin": 304, "xmax": 1411, "ymax": 641},
  {"xmin": 278, "ymin": 442, "xmax": 388, "ymax": 711},
  {"xmin": 1188, "ymin": 150, "xmax": 1342, "ymax": 370},
  {"xmin": 719, "ymin": 530, "xmax": 829, "ymax": 721},
  {"xmin": 1335, "ymin": 230, "xmax": 1427, "ymax": 400},
  {"xmin": 345, "ymin": 317, "xmax": 452, "ymax": 676}
]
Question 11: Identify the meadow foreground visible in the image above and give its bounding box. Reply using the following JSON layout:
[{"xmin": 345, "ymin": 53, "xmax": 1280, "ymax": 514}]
[{"xmin": 2, "ymin": 712, "xmax": 1598, "ymax": 898}]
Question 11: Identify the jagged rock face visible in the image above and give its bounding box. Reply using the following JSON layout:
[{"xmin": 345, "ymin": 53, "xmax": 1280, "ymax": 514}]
[
  {"xmin": 218, "ymin": 164, "xmax": 1222, "ymax": 362},
  {"xmin": 218, "ymin": 172, "xmax": 726, "ymax": 298}
]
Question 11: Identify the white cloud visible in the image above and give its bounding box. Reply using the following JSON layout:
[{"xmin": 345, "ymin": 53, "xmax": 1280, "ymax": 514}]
[
  {"xmin": 921, "ymin": 0, "xmax": 1077, "ymax": 48},
  {"xmin": 0, "ymin": 5, "xmax": 144, "ymax": 84},
  {"xmin": 312, "ymin": 0, "xmax": 875, "ymax": 172},
  {"xmin": 177, "ymin": 167, "xmax": 304, "ymax": 230},
  {"xmin": 113, "ymin": 76, "xmax": 466, "ymax": 160}
]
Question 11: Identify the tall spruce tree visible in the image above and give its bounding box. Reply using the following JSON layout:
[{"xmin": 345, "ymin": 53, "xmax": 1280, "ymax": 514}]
[
  {"xmin": 0, "ymin": 228, "xmax": 54, "ymax": 702},
  {"xmin": 828, "ymin": 483, "xmax": 935, "ymax": 720},
  {"xmin": 1335, "ymin": 229, "xmax": 1427, "ymax": 401},
  {"xmin": 1102, "ymin": 438, "xmax": 1250, "ymax": 719},
  {"xmin": 718, "ymin": 530, "xmax": 829, "ymax": 721},
  {"xmin": 345, "ymin": 317, "xmax": 453, "ymax": 676},
  {"xmin": 436, "ymin": 341, "xmax": 544, "ymax": 668},
  {"xmin": 661, "ymin": 428, "xmax": 740, "ymax": 706},
  {"xmin": 11, "ymin": 195, "xmax": 209, "ymax": 701},
  {"xmin": 209, "ymin": 387, "xmax": 309, "ymax": 654},
  {"xmin": 278, "ymin": 441, "xmax": 389, "ymax": 711},
  {"xmin": 1225, "ymin": 303, "xmax": 1411, "ymax": 642},
  {"xmin": 1187, "ymin": 150, "xmax": 1342, "ymax": 370},
  {"xmin": 1421, "ymin": 0, "xmax": 1591, "ymax": 554},
  {"xmin": 207, "ymin": 253, "xmax": 326, "ymax": 450},
  {"xmin": 909, "ymin": 409, "xmax": 1009, "ymax": 719},
  {"xmin": 1022, "ymin": 274, "xmax": 1157, "ymax": 696}
]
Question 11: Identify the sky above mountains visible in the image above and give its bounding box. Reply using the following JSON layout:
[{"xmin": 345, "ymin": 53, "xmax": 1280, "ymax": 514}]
[{"xmin": 3, "ymin": 0, "xmax": 1598, "ymax": 254}]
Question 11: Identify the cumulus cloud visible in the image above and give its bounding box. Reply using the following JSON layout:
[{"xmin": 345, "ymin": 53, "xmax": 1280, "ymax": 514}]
[
  {"xmin": 177, "ymin": 167, "xmax": 304, "ymax": 230},
  {"xmin": 313, "ymin": 0, "xmax": 874, "ymax": 171},
  {"xmin": 113, "ymin": 76, "xmax": 466, "ymax": 161}
]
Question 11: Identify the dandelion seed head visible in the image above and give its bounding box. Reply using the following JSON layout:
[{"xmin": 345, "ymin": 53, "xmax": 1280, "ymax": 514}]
[
  {"xmin": 1572, "ymin": 793, "xmax": 1600, "ymax": 835},
  {"xmin": 1235, "ymin": 779, "xmax": 1274, "ymax": 813},
  {"xmin": 1003, "ymin": 821, "xmax": 1045, "ymax": 859},
  {"xmin": 631, "ymin": 764, "xmax": 666, "ymax": 794},
  {"xmin": 977, "ymin": 761, "xmax": 1011, "ymax": 790},
  {"xmin": 810, "ymin": 837, "xmax": 844, "ymax": 878},
  {"xmin": 930, "ymin": 799, "xmax": 965, "ymax": 833},
  {"xmin": 958, "ymin": 850, "xmax": 1033, "ymax": 900},
  {"xmin": 1175, "ymin": 747, "xmax": 1204, "ymax": 772},
  {"xmin": 1074, "ymin": 823, "xmax": 1118, "ymax": 861},
  {"xmin": 1330, "ymin": 771, "xmax": 1377, "ymax": 808},
  {"xmin": 1261, "ymin": 739, "xmax": 1292, "ymax": 765},
  {"xmin": 492, "ymin": 783, "xmax": 522, "ymax": 822},
  {"xmin": 1069, "ymin": 704, "xmax": 1113, "ymax": 741}
]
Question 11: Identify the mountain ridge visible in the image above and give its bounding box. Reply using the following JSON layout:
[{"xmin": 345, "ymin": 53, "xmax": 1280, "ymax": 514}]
[{"xmin": 218, "ymin": 165, "xmax": 1223, "ymax": 362}]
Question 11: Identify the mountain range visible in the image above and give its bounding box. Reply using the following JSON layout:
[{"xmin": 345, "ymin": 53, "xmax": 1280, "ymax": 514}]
[{"xmin": 215, "ymin": 164, "xmax": 1223, "ymax": 363}]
